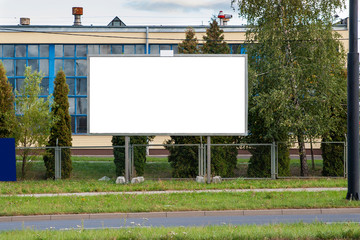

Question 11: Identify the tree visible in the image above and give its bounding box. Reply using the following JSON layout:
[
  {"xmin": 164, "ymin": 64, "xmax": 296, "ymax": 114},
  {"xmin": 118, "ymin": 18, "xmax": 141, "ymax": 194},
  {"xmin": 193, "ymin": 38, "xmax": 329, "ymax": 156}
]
[
  {"xmin": 201, "ymin": 19, "xmax": 230, "ymax": 54},
  {"xmin": 15, "ymin": 67, "xmax": 53, "ymax": 179},
  {"xmin": 234, "ymin": 0, "xmax": 347, "ymax": 176},
  {"xmin": 322, "ymin": 69, "xmax": 347, "ymax": 176},
  {"xmin": 0, "ymin": 61, "xmax": 16, "ymax": 138},
  {"xmin": 178, "ymin": 27, "xmax": 200, "ymax": 54},
  {"xmin": 166, "ymin": 21, "xmax": 237, "ymax": 178},
  {"xmin": 43, "ymin": 70, "xmax": 72, "ymax": 179},
  {"xmin": 112, "ymin": 136, "xmax": 152, "ymax": 177}
]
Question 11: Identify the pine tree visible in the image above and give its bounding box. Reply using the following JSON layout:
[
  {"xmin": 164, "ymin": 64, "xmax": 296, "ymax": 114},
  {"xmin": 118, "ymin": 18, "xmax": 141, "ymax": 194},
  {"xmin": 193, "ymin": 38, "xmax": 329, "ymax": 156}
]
[
  {"xmin": 43, "ymin": 70, "xmax": 72, "ymax": 179},
  {"xmin": 0, "ymin": 61, "xmax": 16, "ymax": 138},
  {"xmin": 178, "ymin": 27, "xmax": 200, "ymax": 54},
  {"xmin": 166, "ymin": 21, "xmax": 237, "ymax": 178},
  {"xmin": 201, "ymin": 19, "xmax": 230, "ymax": 54},
  {"xmin": 112, "ymin": 136, "xmax": 150, "ymax": 177}
]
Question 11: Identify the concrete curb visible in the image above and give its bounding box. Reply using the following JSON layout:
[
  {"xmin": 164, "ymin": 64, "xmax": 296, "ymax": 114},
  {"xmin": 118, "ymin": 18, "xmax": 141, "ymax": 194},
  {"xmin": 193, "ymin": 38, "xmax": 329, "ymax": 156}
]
[{"xmin": 1, "ymin": 208, "xmax": 360, "ymax": 223}]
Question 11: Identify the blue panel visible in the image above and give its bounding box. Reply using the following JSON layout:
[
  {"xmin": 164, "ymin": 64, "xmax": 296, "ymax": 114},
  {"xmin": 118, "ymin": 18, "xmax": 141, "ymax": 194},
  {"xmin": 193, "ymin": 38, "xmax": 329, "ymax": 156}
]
[
  {"xmin": 0, "ymin": 138, "xmax": 16, "ymax": 181},
  {"xmin": 48, "ymin": 45, "xmax": 55, "ymax": 95}
]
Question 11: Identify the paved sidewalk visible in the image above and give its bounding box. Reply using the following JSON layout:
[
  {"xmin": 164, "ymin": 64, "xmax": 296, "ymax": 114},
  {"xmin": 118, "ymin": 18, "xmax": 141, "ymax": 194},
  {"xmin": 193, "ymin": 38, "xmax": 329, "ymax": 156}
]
[
  {"xmin": 0, "ymin": 207, "xmax": 359, "ymax": 223},
  {"xmin": 0, "ymin": 187, "xmax": 347, "ymax": 198}
]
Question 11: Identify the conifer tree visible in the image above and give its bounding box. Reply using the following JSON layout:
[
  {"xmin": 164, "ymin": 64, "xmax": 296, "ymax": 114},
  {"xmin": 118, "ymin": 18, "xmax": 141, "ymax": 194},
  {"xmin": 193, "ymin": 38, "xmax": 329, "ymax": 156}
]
[
  {"xmin": 0, "ymin": 61, "xmax": 16, "ymax": 138},
  {"xmin": 43, "ymin": 70, "xmax": 72, "ymax": 179},
  {"xmin": 112, "ymin": 136, "xmax": 151, "ymax": 177},
  {"xmin": 178, "ymin": 27, "xmax": 200, "ymax": 54},
  {"xmin": 166, "ymin": 21, "xmax": 237, "ymax": 178},
  {"xmin": 201, "ymin": 19, "xmax": 230, "ymax": 54}
]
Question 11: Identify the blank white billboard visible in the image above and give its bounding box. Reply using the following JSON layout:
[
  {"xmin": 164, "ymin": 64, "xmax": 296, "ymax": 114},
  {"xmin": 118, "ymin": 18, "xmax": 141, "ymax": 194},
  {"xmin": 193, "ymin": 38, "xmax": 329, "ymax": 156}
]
[{"xmin": 88, "ymin": 55, "xmax": 247, "ymax": 136}]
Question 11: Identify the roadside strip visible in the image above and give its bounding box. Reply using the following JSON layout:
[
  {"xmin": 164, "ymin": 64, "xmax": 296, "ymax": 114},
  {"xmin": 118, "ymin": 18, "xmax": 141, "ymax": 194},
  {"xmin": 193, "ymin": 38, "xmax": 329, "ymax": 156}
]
[
  {"xmin": 0, "ymin": 207, "xmax": 359, "ymax": 223},
  {"xmin": 0, "ymin": 187, "xmax": 347, "ymax": 198}
]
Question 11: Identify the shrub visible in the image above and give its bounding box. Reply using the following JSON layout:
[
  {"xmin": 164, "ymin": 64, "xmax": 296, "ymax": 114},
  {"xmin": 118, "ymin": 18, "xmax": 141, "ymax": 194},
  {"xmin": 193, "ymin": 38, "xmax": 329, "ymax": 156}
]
[
  {"xmin": 43, "ymin": 70, "xmax": 72, "ymax": 179},
  {"xmin": 0, "ymin": 61, "xmax": 16, "ymax": 138},
  {"xmin": 166, "ymin": 136, "xmax": 238, "ymax": 178},
  {"xmin": 112, "ymin": 136, "xmax": 149, "ymax": 176}
]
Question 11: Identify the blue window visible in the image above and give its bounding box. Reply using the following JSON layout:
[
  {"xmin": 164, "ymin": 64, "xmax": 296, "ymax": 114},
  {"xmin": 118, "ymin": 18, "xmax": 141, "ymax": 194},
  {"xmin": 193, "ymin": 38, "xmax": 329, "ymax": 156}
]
[{"xmin": 0, "ymin": 44, "xmax": 147, "ymax": 134}]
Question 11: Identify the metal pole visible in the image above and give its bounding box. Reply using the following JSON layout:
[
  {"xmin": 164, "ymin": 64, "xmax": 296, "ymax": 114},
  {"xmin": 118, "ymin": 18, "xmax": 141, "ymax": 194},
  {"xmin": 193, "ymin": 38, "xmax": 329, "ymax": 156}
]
[
  {"xmin": 146, "ymin": 27, "xmax": 149, "ymax": 54},
  {"xmin": 125, "ymin": 136, "xmax": 130, "ymax": 183},
  {"xmin": 347, "ymin": 0, "xmax": 360, "ymax": 200},
  {"xmin": 207, "ymin": 136, "xmax": 211, "ymax": 184},
  {"xmin": 55, "ymin": 138, "xmax": 61, "ymax": 180},
  {"xmin": 271, "ymin": 142, "xmax": 276, "ymax": 179}
]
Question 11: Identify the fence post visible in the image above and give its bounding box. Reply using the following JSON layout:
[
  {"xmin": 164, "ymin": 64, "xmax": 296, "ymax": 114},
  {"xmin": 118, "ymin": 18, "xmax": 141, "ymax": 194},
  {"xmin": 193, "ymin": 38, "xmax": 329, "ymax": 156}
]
[
  {"xmin": 207, "ymin": 136, "xmax": 211, "ymax": 184},
  {"xmin": 55, "ymin": 138, "xmax": 61, "ymax": 180},
  {"xmin": 125, "ymin": 136, "xmax": 130, "ymax": 183},
  {"xmin": 344, "ymin": 138, "xmax": 348, "ymax": 178},
  {"xmin": 271, "ymin": 141, "xmax": 276, "ymax": 179}
]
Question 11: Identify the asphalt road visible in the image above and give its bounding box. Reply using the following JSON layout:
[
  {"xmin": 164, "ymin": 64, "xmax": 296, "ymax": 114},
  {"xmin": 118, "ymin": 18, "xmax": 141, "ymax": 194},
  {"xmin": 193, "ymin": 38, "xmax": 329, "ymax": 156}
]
[{"xmin": 1, "ymin": 213, "xmax": 360, "ymax": 231}]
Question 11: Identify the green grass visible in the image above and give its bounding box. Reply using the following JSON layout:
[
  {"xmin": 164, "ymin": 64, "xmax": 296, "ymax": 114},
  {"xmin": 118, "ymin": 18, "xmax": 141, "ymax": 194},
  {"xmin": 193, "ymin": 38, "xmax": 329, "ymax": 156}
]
[
  {"xmin": 0, "ymin": 178, "xmax": 347, "ymax": 195},
  {"xmin": 71, "ymin": 156, "xmax": 113, "ymax": 162},
  {"xmin": 1, "ymin": 222, "xmax": 360, "ymax": 240},
  {"xmin": 0, "ymin": 191, "xmax": 358, "ymax": 216},
  {"xmin": 18, "ymin": 155, "xmax": 341, "ymax": 178}
]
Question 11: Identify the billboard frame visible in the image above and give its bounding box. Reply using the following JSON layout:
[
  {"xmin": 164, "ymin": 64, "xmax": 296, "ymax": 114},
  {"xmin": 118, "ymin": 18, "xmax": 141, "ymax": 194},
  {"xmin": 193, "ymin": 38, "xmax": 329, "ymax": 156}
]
[{"xmin": 87, "ymin": 54, "xmax": 248, "ymax": 136}]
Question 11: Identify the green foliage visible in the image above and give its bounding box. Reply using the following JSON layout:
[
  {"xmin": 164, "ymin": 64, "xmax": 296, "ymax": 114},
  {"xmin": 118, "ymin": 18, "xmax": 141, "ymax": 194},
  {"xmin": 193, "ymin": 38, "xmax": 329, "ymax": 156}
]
[
  {"xmin": 0, "ymin": 61, "xmax": 16, "ymax": 138},
  {"xmin": 15, "ymin": 67, "xmax": 53, "ymax": 179},
  {"xmin": 166, "ymin": 137, "xmax": 238, "ymax": 178},
  {"xmin": 247, "ymin": 144, "xmax": 290, "ymax": 178},
  {"xmin": 166, "ymin": 136, "xmax": 200, "ymax": 178},
  {"xmin": 234, "ymin": 0, "xmax": 347, "ymax": 176},
  {"xmin": 321, "ymin": 70, "xmax": 347, "ymax": 176},
  {"xmin": 178, "ymin": 27, "xmax": 200, "ymax": 54},
  {"xmin": 201, "ymin": 19, "xmax": 230, "ymax": 54},
  {"xmin": 167, "ymin": 21, "xmax": 236, "ymax": 178},
  {"xmin": 43, "ymin": 70, "xmax": 72, "ymax": 179},
  {"xmin": 112, "ymin": 136, "xmax": 150, "ymax": 176}
]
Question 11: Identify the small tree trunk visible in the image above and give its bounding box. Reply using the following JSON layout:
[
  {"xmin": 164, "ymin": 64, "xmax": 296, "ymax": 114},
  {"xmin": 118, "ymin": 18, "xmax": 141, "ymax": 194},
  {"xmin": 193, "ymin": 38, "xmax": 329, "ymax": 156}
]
[
  {"xmin": 298, "ymin": 135, "xmax": 309, "ymax": 176},
  {"xmin": 310, "ymin": 138, "xmax": 315, "ymax": 170},
  {"xmin": 21, "ymin": 152, "xmax": 27, "ymax": 180}
]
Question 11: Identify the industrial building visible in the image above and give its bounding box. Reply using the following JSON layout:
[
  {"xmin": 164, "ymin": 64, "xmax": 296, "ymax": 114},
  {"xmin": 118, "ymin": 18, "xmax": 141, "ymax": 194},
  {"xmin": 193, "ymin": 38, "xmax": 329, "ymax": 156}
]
[{"xmin": 0, "ymin": 7, "xmax": 349, "ymax": 146}]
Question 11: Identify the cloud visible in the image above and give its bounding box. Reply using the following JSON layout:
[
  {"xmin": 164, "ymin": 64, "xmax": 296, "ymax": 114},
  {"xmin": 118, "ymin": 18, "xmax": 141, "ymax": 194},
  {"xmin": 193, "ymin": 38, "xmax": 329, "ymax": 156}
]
[{"xmin": 124, "ymin": 0, "xmax": 231, "ymax": 13}]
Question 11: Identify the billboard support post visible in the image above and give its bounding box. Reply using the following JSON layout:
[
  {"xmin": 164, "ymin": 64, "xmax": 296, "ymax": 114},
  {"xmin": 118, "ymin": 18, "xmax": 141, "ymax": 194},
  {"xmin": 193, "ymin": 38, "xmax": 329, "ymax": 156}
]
[
  {"xmin": 125, "ymin": 136, "xmax": 130, "ymax": 183},
  {"xmin": 207, "ymin": 136, "xmax": 211, "ymax": 184},
  {"xmin": 347, "ymin": 0, "xmax": 359, "ymax": 200}
]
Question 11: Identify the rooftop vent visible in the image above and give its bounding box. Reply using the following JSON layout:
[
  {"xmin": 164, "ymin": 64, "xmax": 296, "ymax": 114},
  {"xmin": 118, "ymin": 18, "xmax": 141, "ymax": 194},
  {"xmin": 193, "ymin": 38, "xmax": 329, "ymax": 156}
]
[
  {"xmin": 218, "ymin": 11, "xmax": 232, "ymax": 26},
  {"xmin": 72, "ymin": 7, "xmax": 83, "ymax": 26},
  {"xmin": 20, "ymin": 18, "xmax": 30, "ymax": 26}
]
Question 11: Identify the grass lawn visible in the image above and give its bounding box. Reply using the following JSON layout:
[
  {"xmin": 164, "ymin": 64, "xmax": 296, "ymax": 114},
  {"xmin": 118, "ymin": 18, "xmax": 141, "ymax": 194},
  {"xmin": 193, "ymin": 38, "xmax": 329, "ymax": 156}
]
[
  {"xmin": 1, "ymin": 222, "xmax": 360, "ymax": 240},
  {"xmin": 0, "ymin": 191, "xmax": 358, "ymax": 216},
  {"xmin": 0, "ymin": 177, "xmax": 347, "ymax": 195},
  {"xmin": 17, "ymin": 156, "xmax": 339, "ymax": 181}
]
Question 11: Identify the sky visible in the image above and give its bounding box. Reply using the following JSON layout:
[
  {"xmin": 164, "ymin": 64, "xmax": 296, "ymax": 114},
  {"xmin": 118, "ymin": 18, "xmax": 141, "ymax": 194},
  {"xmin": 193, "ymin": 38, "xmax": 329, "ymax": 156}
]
[{"xmin": 0, "ymin": 0, "xmax": 351, "ymax": 27}]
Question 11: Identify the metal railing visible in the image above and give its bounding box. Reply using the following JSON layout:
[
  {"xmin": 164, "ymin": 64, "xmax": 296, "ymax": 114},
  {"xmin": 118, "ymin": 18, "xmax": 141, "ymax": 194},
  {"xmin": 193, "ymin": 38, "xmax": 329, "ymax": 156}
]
[{"xmin": 15, "ymin": 140, "xmax": 347, "ymax": 181}]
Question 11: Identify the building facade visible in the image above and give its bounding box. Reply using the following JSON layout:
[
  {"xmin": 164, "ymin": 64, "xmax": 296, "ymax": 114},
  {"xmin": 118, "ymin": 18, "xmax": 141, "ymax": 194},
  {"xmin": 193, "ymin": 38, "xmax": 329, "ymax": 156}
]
[{"xmin": 0, "ymin": 14, "xmax": 349, "ymax": 145}]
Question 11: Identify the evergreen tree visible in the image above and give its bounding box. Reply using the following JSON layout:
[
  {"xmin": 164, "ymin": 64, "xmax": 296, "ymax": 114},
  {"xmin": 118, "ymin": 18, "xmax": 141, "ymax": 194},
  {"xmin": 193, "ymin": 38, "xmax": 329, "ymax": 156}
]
[
  {"xmin": 43, "ymin": 70, "xmax": 72, "ymax": 179},
  {"xmin": 0, "ymin": 61, "xmax": 16, "ymax": 138},
  {"xmin": 166, "ymin": 21, "xmax": 237, "ymax": 178},
  {"xmin": 178, "ymin": 27, "xmax": 200, "ymax": 54},
  {"xmin": 112, "ymin": 136, "xmax": 151, "ymax": 177},
  {"xmin": 234, "ymin": 0, "xmax": 346, "ymax": 176},
  {"xmin": 201, "ymin": 19, "xmax": 230, "ymax": 54}
]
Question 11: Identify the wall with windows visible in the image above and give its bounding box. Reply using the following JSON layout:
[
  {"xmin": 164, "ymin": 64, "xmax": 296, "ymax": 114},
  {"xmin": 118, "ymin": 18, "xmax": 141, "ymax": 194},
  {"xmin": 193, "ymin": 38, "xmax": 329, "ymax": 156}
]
[{"xmin": 0, "ymin": 43, "xmax": 244, "ymax": 134}]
